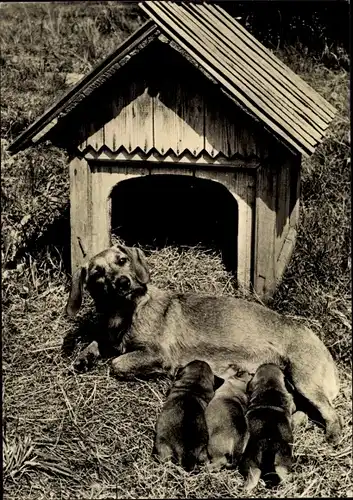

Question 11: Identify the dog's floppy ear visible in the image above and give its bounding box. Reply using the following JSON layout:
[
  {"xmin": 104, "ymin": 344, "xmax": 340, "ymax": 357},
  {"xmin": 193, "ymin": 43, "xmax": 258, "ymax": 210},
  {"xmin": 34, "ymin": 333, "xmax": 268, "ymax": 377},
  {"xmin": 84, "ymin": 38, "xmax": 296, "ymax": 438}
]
[
  {"xmin": 121, "ymin": 246, "xmax": 150, "ymax": 285},
  {"xmin": 66, "ymin": 265, "xmax": 88, "ymax": 317},
  {"xmin": 284, "ymin": 377, "xmax": 295, "ymax": 394},
  {"xmin": 214, "ymin": 375, "xmax": 225, "ymax": 391}
]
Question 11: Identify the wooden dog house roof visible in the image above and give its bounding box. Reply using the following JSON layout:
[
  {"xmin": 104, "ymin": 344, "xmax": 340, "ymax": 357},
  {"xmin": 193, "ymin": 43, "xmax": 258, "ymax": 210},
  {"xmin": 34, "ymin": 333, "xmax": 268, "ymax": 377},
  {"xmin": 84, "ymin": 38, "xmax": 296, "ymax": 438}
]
[{"xmin": 8, "ymin": 1, "xmax": 336, "ymax": 157}]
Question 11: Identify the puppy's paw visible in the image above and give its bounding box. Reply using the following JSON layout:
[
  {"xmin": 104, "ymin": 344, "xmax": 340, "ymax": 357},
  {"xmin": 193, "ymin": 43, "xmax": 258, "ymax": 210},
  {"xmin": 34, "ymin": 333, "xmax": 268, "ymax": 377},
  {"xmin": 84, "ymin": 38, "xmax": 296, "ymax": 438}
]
[
  {"xmin": 292, "ymin": 410, "xmax": 308, "ymax": 429},
  {"xmin": 243, "ymin": 466, "xmax": 261, "ymax": 492},
  {"xmin": 206, "ymin": 457, "xmax": 227, "ymax": 472},
  {"xmin": 73, "ymin": 354, "xmax": 92, "ymax": 373}
]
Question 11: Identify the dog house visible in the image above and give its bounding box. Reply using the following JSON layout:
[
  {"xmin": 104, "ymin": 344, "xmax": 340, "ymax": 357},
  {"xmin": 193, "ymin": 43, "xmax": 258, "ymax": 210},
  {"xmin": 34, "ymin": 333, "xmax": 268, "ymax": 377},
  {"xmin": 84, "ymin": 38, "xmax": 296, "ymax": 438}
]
[{"xmin": 8, "ymin": 2, "xmax": 336, "ymax": 298}]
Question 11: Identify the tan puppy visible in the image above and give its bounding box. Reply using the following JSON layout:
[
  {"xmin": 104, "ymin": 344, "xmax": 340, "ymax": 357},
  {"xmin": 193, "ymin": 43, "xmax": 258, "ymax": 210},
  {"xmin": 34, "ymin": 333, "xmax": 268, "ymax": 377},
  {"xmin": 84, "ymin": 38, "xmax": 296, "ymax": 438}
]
[
  {"xmin": 241, "ymin": 363, "xmax": 295, "ymax": 492},
  {"xmin": 205, "ymin": 367, "xmax": 252, "ymax": 470},
  {"xmin": 66, "ymin": 244, "xmax": 341, "ymax": 445},
  {"xmin": 153, "ymin": 360, "xmax": 215, "ymax": 471}
]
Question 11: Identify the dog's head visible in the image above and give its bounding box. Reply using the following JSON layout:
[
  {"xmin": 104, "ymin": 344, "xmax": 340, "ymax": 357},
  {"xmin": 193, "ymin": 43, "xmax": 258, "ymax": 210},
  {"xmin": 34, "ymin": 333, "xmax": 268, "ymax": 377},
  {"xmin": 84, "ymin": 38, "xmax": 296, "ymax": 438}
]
[
  {"xmin": 66, "ymin": 245, "xmax": 150, "ymax": 317},
  {"xmin": 247, "ymin": 363, "xmax": 285, "ymax": 394},
  {"xmin": 173, "ymin": 360, "xmax": 216, "ymax": 402}
]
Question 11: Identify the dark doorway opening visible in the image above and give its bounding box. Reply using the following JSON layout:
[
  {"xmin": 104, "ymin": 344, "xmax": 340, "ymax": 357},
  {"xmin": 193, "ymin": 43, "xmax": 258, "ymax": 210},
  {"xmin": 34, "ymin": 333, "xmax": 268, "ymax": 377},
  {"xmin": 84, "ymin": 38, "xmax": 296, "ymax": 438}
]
[{"xmin": 110, "ymin": 174, "xmax": 238, "ymax": 272}]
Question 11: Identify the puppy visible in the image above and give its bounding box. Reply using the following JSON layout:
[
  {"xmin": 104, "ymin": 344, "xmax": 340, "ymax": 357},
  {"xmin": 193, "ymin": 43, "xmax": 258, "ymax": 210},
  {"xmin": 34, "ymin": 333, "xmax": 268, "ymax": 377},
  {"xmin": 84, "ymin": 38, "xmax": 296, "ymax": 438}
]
[
  {"xmin": 205, "ymin": 367, "xmax": 252, "ymax": 470},
  {"xmin": 153, "ymin": 360, "xmax": 215, "ymax": 471},
  {"xmin": 241, "ymin": 363, "xmax": 295, "ymax": 492}
]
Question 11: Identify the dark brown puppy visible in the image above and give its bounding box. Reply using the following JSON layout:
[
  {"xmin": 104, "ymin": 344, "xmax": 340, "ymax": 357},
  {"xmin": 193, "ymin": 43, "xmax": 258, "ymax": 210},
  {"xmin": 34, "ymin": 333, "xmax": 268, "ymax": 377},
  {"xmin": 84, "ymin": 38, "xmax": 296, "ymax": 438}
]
[
  {"xmin": 65, "ymin": 244, "xmax": 341, "ymax": 444},
  {"xmin": 241, "ymin": 363, "xmax": 295, "ymax": 492},
  {"xmin": 205, "ymin": 367, "xmax": 252, "ymax": 470},
  {"xmin": 153, "ymin": 360, "xmax": 215, "ymax": 471}
]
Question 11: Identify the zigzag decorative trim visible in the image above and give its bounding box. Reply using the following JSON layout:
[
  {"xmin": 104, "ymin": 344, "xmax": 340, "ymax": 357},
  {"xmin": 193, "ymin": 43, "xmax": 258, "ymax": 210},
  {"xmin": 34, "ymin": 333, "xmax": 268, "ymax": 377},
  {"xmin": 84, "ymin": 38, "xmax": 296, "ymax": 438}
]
[{"xmin": 80, "ymin": 145, "xmax": 260, "ymax": 167}]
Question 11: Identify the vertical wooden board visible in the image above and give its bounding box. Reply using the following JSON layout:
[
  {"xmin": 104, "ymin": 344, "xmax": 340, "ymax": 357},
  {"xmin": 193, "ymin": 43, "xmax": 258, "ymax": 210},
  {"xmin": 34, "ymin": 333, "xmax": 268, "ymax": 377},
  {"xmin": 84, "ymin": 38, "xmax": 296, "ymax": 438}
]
[
  {"xmin": 69, "ymin": 157, "xmax": 91, "ymax": 272},
  {"xmin": 289, "ymin": 159, "xmax": 301, "ymax": 229},
  {"xmin": 77, "ymin": 123, "xmax": 88, "ymax": 152},
  {"xmin": 229, "ymin": 170, "xmax": 254, "ymax": 287},
  {"xmin": 103, "ymin": 80, "xmax": 153, "ymax": 153},
  {"xmin": 104, "ymin": 96, "xmax": 120, "ymax": 152},
  {"xmin": 128, "ymin": 83, "xmax": 154, "ymax": 153},
  {"xmin": 238, "ymin": 126, "xmax": 258, "ymax": 157},
  {"xmin": 153, "ymin": 84, "xmax": 179, "ymax": 155},
  {"xmin": 275, "ymin": 162, "xmax": 291, "ymax": 259},
  {"xmin": 110, "ymin": 90, "xmax": 130, "ymax": 152},
  {"xmin": 90, "ymin": 166, "xmax": 112, "ymax": 256},
  {"xmin": 276, "ymin": 227, "xmax": 297, "ymax": 284},
  {"xmin": 254, "ymin": 166, "xmax": 277, "ymax": 298},
  {"xmin": 204, "ymin": 98, "xmax": 259, "ymax": 158},
  {"xmin": 176, "ymin": 87, "xmax": 204, "ymax": 156},
  {"xmin": 283, "ymin": 162, "xmax": 291, "ymax": 242},
  {"xmin": 204, "ymin": 99, "xmax": 226, "ymax": 157},
  {"xmin": 153, "ymin": 82, "xmax": 204, "ymax": 156},
  {"xmin": 86, "ymin": 120, "xmax": 104, "ymax": 151}
]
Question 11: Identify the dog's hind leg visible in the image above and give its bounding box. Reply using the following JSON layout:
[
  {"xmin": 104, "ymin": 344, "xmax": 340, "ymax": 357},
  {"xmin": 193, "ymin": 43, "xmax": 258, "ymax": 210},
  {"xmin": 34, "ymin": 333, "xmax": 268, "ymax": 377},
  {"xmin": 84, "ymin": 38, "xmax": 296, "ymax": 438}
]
[
  {"xmin": 274, "ymin": 449, "xmax": 292, "ymax": 484},
  {"xmin": 243, "ymin": 463, "xmax": 262, "ymax": 492},
  {"xmin": 292, "ymin": 411, "xmax": 308, "ymax": 429},
  {"xmin": 241, "ymin": 441, "xmax": 262, "ymax": 492},
  {"xmin": 288, "ymin": 329, "xmax": 342, "ymax": 444},
  {"xmin": 289, "ymin": 363, "xmax": 342, "ymax": 444}
]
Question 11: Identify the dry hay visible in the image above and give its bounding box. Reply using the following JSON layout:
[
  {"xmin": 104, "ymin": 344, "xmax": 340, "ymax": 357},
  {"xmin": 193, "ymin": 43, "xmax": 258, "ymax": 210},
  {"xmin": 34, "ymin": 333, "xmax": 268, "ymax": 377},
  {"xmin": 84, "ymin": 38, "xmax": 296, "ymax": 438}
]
[{"xmin": 3, "ymin": 245, "xmax": 352, "ymax": 499}]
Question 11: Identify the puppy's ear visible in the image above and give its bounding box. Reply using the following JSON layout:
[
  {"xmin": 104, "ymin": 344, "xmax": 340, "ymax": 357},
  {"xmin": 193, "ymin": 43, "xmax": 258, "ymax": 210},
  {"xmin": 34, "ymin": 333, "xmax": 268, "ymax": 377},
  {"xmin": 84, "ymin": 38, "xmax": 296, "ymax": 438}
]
[
  {"xmin": 214, "ymin": 375, "xmax": 224, "ymax": 391},
  {"xmin": 125, "ymin": 246, "xmax": 150, "ymax": 285},
  {"xmin": 246, "ymin": 376, "xmax": 254, "ymax": 393},
  {"xmin": 66, "ymin": 265, "xmax": 88, "ymax": 317},
  {"xmin": 174, "ymin": 365, "xmax": 184, "ymax": 380},
  {"xmin": 285, "ymin": 377, "xmax": 295, "ymax": 394}
]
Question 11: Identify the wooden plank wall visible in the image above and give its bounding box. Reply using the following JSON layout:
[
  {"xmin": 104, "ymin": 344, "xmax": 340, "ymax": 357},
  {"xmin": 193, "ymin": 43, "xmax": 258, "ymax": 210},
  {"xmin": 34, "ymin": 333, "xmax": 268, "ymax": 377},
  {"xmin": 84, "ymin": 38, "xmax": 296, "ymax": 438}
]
[
  {"xmin": 69, "ymin": 157, "xmax": 92, "ymax": 272},
  {"xmin": 253, "ymin": 165, "xmax": 277, "ymax": 299},
  {"xmin": 78, "ymin": 75, "xmax": 266, "ymax": 159},
  {"xmin": 275, "ymin": 161, "xmax": 291, "ymax": 260}
]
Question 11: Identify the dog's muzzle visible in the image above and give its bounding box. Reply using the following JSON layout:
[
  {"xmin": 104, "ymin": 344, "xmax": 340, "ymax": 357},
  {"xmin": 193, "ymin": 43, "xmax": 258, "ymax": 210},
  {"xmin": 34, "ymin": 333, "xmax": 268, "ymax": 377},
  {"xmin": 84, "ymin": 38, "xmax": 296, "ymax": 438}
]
[{"xmin": 115, "ymin": 276, "xmax": 131, "ymax": 295}]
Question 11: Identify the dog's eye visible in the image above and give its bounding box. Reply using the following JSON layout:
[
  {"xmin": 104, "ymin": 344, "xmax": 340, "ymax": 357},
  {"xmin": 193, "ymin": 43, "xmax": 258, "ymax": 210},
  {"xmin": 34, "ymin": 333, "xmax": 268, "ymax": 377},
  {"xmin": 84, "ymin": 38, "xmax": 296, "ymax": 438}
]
[
  {"xmin": 92, "ymin": 266, "xmax": 105, "ymax": 277},
  {"xmin": 118, "ymin": 257, "xmax": 127, "ymax": 266}
]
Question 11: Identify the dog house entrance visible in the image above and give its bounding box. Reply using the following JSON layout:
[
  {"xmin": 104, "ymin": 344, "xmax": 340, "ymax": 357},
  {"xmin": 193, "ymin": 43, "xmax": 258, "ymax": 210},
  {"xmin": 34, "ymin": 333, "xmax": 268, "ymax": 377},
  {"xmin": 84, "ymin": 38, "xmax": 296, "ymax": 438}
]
[{"xmin": 110, "ymin": 174, "xmax": 239, "ymax": 272}]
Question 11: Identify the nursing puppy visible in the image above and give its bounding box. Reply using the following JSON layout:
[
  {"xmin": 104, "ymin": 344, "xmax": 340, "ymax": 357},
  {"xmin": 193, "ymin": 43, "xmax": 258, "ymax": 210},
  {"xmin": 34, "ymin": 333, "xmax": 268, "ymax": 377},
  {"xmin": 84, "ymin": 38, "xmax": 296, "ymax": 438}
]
[
  {"xmin": 206, "ymin": 367, "xmax": 252, "ymax": 470},
  {"xmin": 241, "ymin": 363, "xmax": 295, "ymax": 492},
  {"xmin": 153, "ymin": 360, "xmax": 215, "ymax": 471}
]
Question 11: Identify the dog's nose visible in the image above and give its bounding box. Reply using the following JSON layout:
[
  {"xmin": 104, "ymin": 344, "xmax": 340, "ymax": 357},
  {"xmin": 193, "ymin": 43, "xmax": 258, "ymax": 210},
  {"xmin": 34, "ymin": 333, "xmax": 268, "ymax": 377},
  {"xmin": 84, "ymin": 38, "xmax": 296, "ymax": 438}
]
[{"xmin": 116, "ymin": 276, "xmax": 131, "ymax": 291}]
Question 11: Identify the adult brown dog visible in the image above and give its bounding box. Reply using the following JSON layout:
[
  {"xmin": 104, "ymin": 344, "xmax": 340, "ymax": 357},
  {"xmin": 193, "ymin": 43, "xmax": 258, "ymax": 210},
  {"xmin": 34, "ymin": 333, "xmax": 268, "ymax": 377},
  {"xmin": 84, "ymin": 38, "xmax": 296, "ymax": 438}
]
[
  {"xmin": 205, "ymin": 367, "xmax": 252, "ymax": 470},
  {"xmin": 241, "ymin": 363, "xmax": 296, "ymax": 492},
  {"xmin": 66, "ymin": 244, "xmax": 341, "ymax": 444},
  {"xmin": 153, "ymin": 360, "xmax": 215, "ymax": 471}
]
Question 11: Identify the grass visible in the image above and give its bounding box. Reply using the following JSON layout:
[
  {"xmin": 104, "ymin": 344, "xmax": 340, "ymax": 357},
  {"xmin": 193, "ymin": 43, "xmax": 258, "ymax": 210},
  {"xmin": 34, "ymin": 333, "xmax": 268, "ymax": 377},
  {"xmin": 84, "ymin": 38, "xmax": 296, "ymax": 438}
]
[
  {"xmin": 1, "ymin": 2, "xmax": 351, "ymax": 499},
  {"xmin": 3, "ymin": 246, "xmax": 352, "ymax": 499}
]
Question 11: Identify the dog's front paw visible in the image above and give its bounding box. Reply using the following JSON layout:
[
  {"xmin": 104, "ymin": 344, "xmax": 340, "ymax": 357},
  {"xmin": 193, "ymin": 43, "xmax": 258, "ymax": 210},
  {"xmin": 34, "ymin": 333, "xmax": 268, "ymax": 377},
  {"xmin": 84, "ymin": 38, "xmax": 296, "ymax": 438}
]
[
  {"xmin": 73, "ymin": 341, "xmax": 100, "ymax": 373},
  {"xmin": 73, "ymin": 354, "xmax": 93, "ymax": 373}
]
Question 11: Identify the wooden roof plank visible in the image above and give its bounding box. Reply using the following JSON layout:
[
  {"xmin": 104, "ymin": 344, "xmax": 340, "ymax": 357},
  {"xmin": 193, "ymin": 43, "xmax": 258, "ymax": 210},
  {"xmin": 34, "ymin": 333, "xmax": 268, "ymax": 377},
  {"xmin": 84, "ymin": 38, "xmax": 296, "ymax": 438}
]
[
  {"xmin": 179, "ymin": 3, "xmax": 321, "ymax": 145},
  {"xmin": 188, "ymin": 2, "xmax": 329, "ymax": 135},
  {"xmin": 153, "ymin": 2, "xmax": 316, "ymax": 152},
  {"xmin": 210, "ymin": 4, "xmax": 336, "ymax": 118},
  {"xmin": 200, "ymin": 3, "xmax": 335, "ymax": 123},
  {"xmin": 141, "ymin": 2, "xmax": 313, "ymax": 157}
]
